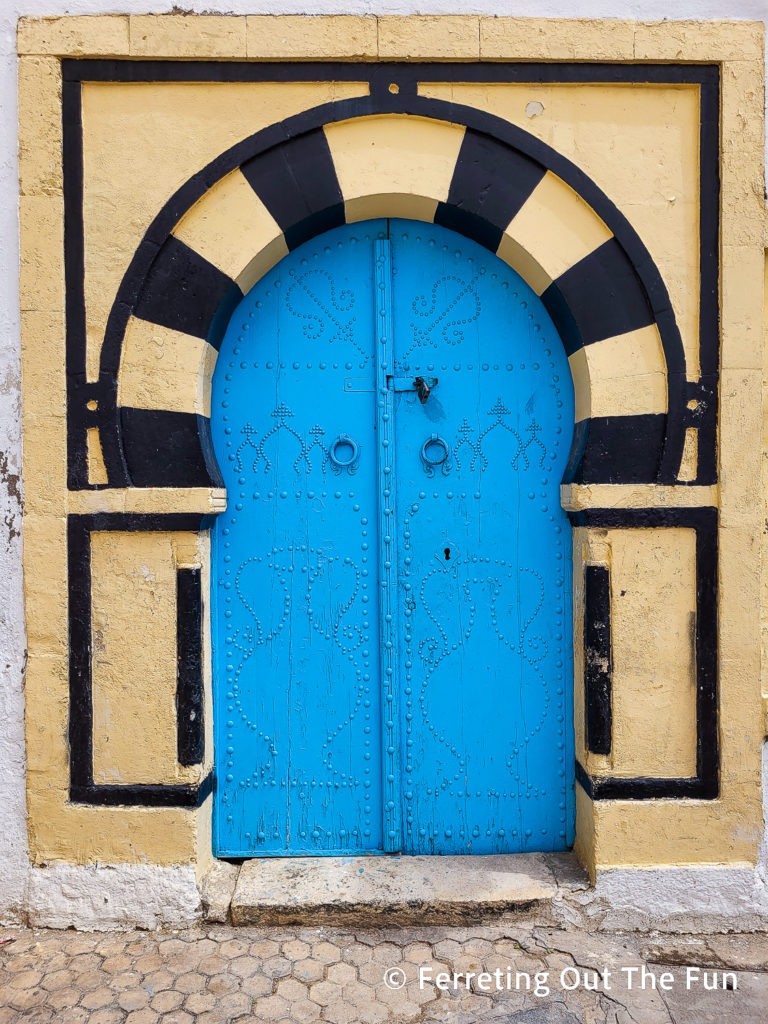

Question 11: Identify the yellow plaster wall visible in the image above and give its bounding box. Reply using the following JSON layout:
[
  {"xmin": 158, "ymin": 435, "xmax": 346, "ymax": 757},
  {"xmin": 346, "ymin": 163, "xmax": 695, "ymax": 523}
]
[
  {"xmin": 80, "ymin": 80, "xmax": 369, "ymax": 381},
  {"xmin": 605, "ymin": 528, "xmax": 697, "ymax": 779},
  {"xmin": 420, "ymin": 82, "xmax": 701, "ymax": 380},
  {"xmin": 17, "ymin": 15, "xmax": 767, "ymax": 874},
  {"xmin": 91, "ymin": 531, "xmax": 201, "ymax": 786}
]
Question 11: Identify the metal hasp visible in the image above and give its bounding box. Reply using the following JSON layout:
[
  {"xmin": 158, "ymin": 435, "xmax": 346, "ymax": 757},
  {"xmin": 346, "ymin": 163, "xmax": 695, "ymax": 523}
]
[{"xmin": 210, "ymin": 219, "xmax": 575, "ymax": 857}]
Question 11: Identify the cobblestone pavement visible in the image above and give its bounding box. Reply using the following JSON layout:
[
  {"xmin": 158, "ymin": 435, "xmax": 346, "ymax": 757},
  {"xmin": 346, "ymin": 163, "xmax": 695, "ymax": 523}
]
[{"xmin": 1, "ymin": 921, "xmax": 767, "ymax": 1024}]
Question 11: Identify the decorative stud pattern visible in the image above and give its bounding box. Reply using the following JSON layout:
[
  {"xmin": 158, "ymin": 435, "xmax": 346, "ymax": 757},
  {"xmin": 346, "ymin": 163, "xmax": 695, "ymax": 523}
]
[{"xmin": 212, "ymin": 219, "xmax": 574, "ymax": 857}]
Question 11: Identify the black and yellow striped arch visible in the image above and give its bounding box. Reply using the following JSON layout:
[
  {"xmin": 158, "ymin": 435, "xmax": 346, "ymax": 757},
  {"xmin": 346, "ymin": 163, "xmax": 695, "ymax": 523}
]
[{"xmin": 65, "ymin": 69, "xmax": 714, "ymax": 493}]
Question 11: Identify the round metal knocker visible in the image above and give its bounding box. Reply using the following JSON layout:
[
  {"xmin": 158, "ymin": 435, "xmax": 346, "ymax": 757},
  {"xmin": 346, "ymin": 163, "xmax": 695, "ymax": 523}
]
[
  {"xmin": 420, "ymin": 434, "xmax": 451, "ymax": 477},
  {"xmin": 328, "ymin": 433, "xmax": 360, "ymax": 475}
]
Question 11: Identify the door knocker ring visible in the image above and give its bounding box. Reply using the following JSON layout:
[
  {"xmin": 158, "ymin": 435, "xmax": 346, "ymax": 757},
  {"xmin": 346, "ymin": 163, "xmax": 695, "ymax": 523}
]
[
  {"xmin": 420, "ymin": 434, "xmax": 451, "ymax": 477},
  {"xmin": 328, "ymin": 433, "xmax": 360, "ymax": 475}
]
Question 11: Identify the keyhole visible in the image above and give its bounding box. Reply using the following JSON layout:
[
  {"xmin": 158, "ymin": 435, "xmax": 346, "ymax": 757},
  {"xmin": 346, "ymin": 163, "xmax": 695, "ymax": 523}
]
[{"xmin": 444, "ymin": 547, "xmax": 451, "ymax": 561}]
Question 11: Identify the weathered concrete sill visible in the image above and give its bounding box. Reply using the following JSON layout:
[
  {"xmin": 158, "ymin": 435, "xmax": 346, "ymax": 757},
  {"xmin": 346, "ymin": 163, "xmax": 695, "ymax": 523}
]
[{"xmin": 202, "ymin": 852, "xmax": 589, "ymax": 927}]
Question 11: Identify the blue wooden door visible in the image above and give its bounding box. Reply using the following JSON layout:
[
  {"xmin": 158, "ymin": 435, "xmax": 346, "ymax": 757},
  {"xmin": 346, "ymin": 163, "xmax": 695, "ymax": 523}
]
[{"xmin": 212, "ymin": 219, "xmax": 574, "ymax": 857}]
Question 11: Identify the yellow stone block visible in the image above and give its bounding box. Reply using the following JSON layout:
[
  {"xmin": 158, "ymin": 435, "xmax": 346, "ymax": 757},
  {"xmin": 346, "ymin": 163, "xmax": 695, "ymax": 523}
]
[
  {"xmin": 480, "ymin": 17, "xmax": 634, "ymax": 61},
  {"xmin": 378, "ymin": 16, "xmax": 480, "ymax": 60},
  {"xmin": 592, "ymin": 796, "xmax": 761, "ymax": 869},
  {"xmin": 27, "ymin": 792, "xmax": 201, "ymax": 867},
  {"xmin": 20, "ymin": 309, "xmax": 66, "ymax": 423},
  {"xmin": 608, "ymin": 528, "xmax": 698, "ymax": 779},
  {"xmin": 23, "ymin": 513, "xmax": 68, "ymax": 658},
  {"xmin": 172, "ymin": 168, "xmax": 288, "ymax": 293},
  {"xmin": 633, "ymin": 20, "xmax": 764, "ymax": 61},
  {"xmin": 568, "ymin": 325, "xmax": 667, "ymax": 422},
  {"xmin": 325, "ymin": 115, "xmax": 464, "ymax": 224},
  {"xmin": 719, "ymin": 370, "xmax": 762, "ymax": 528},
  {"xmin": 18, "ymin": 57, "xmax": 62, "ymax": 197},
  {"xmin": 573, "ymin": 782, "xmax": 596, "ymax": 882},
  {"xmin": 80, "ymin": 79, "xmax": 368, "ymax": 381},
  {"xmin": 118, "ymin": 316, "xmax": 215, "ymax": 417},
  {"xmin": 129, "ymin": 15, "xmax": 246, "ymax": 59},
  {"xmin": 19, "ymin": 197, "xmax": 64, "ymax": 312},
  {"xmin": 246, "ymin": 15, "xmax": 376, "ymax": 59},
  {"xmin": 721, "ymin": 246, "xmax": 764, "ymax": 370},
  {"xmin": 17, "ymin": 15, "xmax": 129, "ymax": 56},
  {"xmin": 67, "ymin": 487, "xmax": 226, "ymax": 517},
  {"xmin": 90, "ymin": 531, "xmax": 186, "ymax": 787},
  {"xmin": 499, "ymin": 170, "xmax": 613, "ymax": 295},
  {"xmin": 24, "ymin": 655, "xmax": 69, "ymax": 781}
]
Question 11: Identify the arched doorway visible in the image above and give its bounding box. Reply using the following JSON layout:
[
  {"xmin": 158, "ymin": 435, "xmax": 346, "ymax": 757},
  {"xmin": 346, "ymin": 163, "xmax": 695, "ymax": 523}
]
[{"xmin": 211, "ymin": 218, "xmax": 575, "ymax": 857}]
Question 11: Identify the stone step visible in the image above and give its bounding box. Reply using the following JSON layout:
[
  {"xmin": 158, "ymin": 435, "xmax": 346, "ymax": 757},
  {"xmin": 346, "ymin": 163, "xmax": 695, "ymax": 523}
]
[{"xmin": 205, "ymin": 852, "xmax": 589, "ymax": 927}]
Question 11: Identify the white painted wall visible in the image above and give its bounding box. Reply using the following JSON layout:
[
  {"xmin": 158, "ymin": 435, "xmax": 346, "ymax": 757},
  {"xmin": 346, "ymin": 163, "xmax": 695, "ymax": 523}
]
[{"xmin": 1, "ymin": 0, "xmax": 766, "ymax": 928}]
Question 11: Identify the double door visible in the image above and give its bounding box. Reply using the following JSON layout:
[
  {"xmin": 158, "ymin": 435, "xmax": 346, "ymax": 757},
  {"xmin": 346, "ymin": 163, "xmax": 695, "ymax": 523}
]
[{"xmin": 211, "ymin": 219, "xmax": 574, "ymax": 856}]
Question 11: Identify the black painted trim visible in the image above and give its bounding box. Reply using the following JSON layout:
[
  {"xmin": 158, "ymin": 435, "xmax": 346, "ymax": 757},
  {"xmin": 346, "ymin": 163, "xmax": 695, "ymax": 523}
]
[
  {"xmin": 120, "ymin": 409, "xmax": 224, "ymax": 489},
  {"xmin": 177, "ymin": 568, "xmax": 204, "ymax": 767},
  {"xmin": 564, "ymin": 414, "xmax": 667, "ymax": 486},
  {"xmin": 62, "ymin": 60, "xmax": 720, "ymax": 86},
  {"xmin": 584, "ymin": 565, "xmax": 612, "ymax": 756},
  {"xmin": 543, "ymin": 239, "xmax": 655, "ymax": 353},
  {"xmin": 71, "ymin": 772, "xmax": 213, "ymax": 808},
  {"xmin": 435, "ymin": 130, "xmax": 546, "ymax": 252},
  {"xmin": 134, "ymin": 236, "xmax": 243, "ymax": 344},
  {"xmin": 61, "ymin": 60, "xmax": 715, "ymax": 491},
  {"xmin": 240, "ymin": 128, "xmax": 345, "ymax": 251},
  {"xmin": 570, "ymin": 507, "xmax": 718, "ymax": 801},
  {"xmin": 67, "ymin": 514, "xmax": 211, "ymax": 807}
]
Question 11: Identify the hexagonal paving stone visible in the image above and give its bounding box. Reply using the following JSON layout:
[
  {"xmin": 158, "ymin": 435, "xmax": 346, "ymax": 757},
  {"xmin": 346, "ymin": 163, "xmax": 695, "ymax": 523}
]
[
  {"xmin": 46, "ymin": 985, "xmax": 83, "ymax": 1010},
  {"xmin": 124, "ymin": 1009, "xmax": 159, "ymax": 1024},
  {"xmin": 108, "ymin": 970, "xmax": 143, "ymax": 992},
  {"xmin": 197, "ymin": 954, "xmax": 229, "ymax": 976},
  {"xmin": 41, "ymin": 968, "xmax": 76, "ymax": 991},
  {"xmin": 118, "ymin": 987, "xmax": 151, "ymax": 1011},
  {"xmin": 174, "ymin": 970, "xmax": 207, "ymax": 994},
  {"xmin": 433, "ymin": 939, "xmax": 463, "ymax": 963},
  {"xmin": 101, "ymin": 954, "xmax": 133, "ymax": 974},
  {"xmin": 311, "ymin": 942, "xmax": 341, "ymax": 966},
  {"xmin": 249, "ymin": 939, "xmax": 281, "ymax": 960},
  {"xmin": 8, "ymin": 986, "xmax": 48, "ymax": 1012},
  {"xmin": 370, "ymin": 943, "xmax": 403, "ymax": 965},
  {"xmin": 292, "ymin": 958, "xmax": 325, "ymax": 984},
  {"xmin": 282, "ymin": 939, "xmax": 311, "ymax": 960},
  {"xmin": 151, "ymin": 989, "xmax": 185, "ymax": 1012},
  {"xmin": 158, "ymin": 940, "xmax": 188, "ymax": 958},
  {"xmin": 326, "ymin": 961, "xmax": 357, "ymax": 987},
  {"xmin": 241, "ymin": 973, "xmax": 274, "ymax": 998},
  {"xmin": 219, "ymin": 938, "xmax": 249, "ymax": 959},
  {"xmin": 143, "ymin": 969, "xmax": 176, "ymax": 993},
  {"xmin": 209, "ymin": 973, "xmax": 242, "ymax": 996},
  {"xmin": 88, "ymin": 1009, "xmax": 124, "ymax": 1024},
  {"xmin": 341, "ymin": 980, "xmax": 374, "ymax": 1006},
  {"xmin": 276, "ymin": 976, "xmax": 310, "ymax": 1002},
  {"xmin": 162, "ymin": 1012, "xmax": 195, "ymax": 1024},
  {"xmin": 263, "ymin": 955, "xmax": 292, "ymax": 979},
  {"xmin": 218, "ymin": 991, "xmax": 254, "ymax": 1017},
  {"xmin": 253, "ymin": 993, "xmax": 291, "ymax": 1020},
  {"xmin": 81, "ymin": 985, "xmax": 116, "ymax": 1010},
  {"xmin": 290, "ymin": 999, "xmax": 325, "ymax": 1023},
  {"xmin": 9, "ymin": 969, "xmax": 43, "ymax": 990},
  {"xmin": 134, "ymin": 954, "xmax": 164, "ymax": 974},
  {"xmin": 403, "ymin": 942, "xmax": 434, "ymax": 964},
  {"xmin": 342, "ymin": 944, "xmax": 373, "ymax": 967},
  {"xmin": 230, "ymin": 955, "xmax": 263, "ymax": 979},
  {"xmin": 312, "ymin": 979, "xmax": 349, "ymax": 1007},
  {"xmin": 183, "ymin": 991, "xmax": 218, "ymax": 1013}
]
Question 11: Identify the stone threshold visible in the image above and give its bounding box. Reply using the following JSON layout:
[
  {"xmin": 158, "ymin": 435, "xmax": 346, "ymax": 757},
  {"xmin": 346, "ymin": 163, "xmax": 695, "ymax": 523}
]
[{"xmin": 202, "ymin": 852, "xmax": 590, "ymax": 927}]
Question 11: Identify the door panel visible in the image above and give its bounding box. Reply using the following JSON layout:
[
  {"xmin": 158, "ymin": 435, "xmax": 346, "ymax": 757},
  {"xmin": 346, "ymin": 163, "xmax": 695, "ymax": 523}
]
[
  {"xmin": 211, "ymin": 218, "xmax": 574, "ymax": 857},
  {"xmin": 389, "ymin": 222, "xmax": 574, "ymax": 854},
  {"xmin": 212, "ymin": 221, "xmax": 387, "ymax": 856}
]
